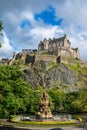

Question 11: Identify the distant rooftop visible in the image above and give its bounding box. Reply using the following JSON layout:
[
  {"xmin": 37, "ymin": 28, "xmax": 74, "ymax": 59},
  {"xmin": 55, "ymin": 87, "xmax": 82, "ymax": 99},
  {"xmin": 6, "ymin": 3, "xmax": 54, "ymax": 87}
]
[{"xmin": 22, "ymin": 49, "xmax": 37, "ymax": 53}]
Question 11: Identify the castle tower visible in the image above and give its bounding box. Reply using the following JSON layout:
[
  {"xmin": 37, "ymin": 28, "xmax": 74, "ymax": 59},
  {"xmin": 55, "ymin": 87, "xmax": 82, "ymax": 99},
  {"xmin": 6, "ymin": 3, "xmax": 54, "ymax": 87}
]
[
  {"xmin": 43, "ymin": 39, "xmax": 49, "ymax": 50},
  {"xmin": 63, "ymin": 34, "xmax": 71, "ymax": 48}
]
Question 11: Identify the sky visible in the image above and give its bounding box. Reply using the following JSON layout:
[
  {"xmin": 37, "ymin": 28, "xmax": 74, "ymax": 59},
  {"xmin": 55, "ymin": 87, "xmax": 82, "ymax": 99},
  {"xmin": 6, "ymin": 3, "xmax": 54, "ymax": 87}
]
[{"xmin": 0, "ymin": 0, "xmax": 87, "ymax": 61}]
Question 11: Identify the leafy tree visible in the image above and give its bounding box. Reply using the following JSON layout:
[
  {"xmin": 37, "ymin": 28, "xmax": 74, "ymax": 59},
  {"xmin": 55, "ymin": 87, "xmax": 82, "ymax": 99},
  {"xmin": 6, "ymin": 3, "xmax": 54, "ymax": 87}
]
[
  {"xmin": 48, "ymin": 88, "xmax": 64, "ymax": 112},
  {"xmin": 27, "ymin": 89, "xmax": 42, "ymax": 115},
  {"xmin": 63, "ymin": 92, "xmax": 79, "ymax": 113},
  {"xmin": 0, "ymin": 65, "xmax": 31, "ymax": 118},
  {"xmin": 0, "ymin": 20, "xmax": 3, "ymax": 32},
  {"xmin": 0, "ymin": 20, "xmax": 3, "ymax": 47},
  {"xmin": 0, "ymin": 65, "xmax": 43, "ymax": 117},
  {"xmin": 72, "ymin": 89, "xmax": 87, "ymax": 113}
]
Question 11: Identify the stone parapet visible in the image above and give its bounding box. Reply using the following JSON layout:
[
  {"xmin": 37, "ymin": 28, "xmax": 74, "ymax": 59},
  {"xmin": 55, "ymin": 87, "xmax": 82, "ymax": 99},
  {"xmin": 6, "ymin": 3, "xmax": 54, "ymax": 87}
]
[{"xmin": 35, "ymin": 54, "xmax": 57, "ymax": 63}]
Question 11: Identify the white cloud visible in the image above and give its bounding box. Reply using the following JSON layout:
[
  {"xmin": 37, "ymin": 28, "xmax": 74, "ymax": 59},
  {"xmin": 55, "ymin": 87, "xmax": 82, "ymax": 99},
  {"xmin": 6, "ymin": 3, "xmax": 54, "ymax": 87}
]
[
  {"xmin": 51, "ymin": 0, "xmax": 87, "ymax": 27},
  {"xmin": 63, "ymin": 25, "xmax": 87, "ymax": 61},
  {"xmin": 20, "ymin": 12, "xmax": 35, "ymax": 23},
  {"xmin": 22, "ymin": 25, "xmax": 64, "ymax": 49},
  {"xmin": 30, "ymin": 26, "xmax": 63, "ymax": 39},
  {"xmin": 0, "ymin": 32, "xmax": 14, "ymax": 59},
  {"xmin": 0, "ymin": 0, "xmax": 87, "ymax": 60}
]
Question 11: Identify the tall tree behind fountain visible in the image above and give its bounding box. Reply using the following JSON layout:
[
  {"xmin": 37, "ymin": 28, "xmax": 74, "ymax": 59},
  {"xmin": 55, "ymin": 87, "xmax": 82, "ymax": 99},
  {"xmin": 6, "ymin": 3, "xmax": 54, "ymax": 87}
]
[{"xmin": 38, "ymin": 73, "xmax": 52, "ymax": 119}]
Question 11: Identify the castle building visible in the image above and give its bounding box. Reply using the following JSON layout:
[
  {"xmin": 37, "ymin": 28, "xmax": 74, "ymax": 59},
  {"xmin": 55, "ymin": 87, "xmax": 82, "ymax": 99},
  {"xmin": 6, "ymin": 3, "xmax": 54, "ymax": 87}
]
[
  {"xmin": 38, "ymin": 35, "xmax": 80, "ymax": 63},
  {"xmin": 8, "ymin": 34, "xmax": 86, "ymax": 67}
]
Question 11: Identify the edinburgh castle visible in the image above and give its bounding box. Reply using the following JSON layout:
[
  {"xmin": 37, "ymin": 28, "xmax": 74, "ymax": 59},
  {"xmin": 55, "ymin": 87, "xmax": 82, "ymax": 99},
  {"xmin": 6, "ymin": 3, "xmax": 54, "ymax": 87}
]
[
  {"xmin": 37, "ymin": 34, "xmax": 80, "ymax": 64},
  {"xmin": 0, "ymin": 35, "xmax": 86, "ymax": 66}
]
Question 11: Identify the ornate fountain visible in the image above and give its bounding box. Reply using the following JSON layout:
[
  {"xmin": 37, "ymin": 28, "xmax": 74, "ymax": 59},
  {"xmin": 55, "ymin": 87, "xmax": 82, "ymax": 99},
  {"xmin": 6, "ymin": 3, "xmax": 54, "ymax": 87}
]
[
  {"xmin": 38, "ymin": 73, "xmax": 52, "ymax": 119},
  {"xmin": 38, "ymin": 91, "xmax": 52, "ymax": 118}
]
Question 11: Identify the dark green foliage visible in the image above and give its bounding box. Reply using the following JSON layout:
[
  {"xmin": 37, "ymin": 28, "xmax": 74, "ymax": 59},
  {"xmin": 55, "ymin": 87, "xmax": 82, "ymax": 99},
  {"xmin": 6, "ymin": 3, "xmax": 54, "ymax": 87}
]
[
  {"xmin": 0, "ymin": 64, "xmax": 87, "ymax": 118},
  {"xmin": 48, "ymin": 88, "xmax": 64, "ymax": 111},
  {"xmin": 62, "ymin": 89, "xmax": 87, "ymax": 113},
  {"xmin": 0, "ymin": 65, "xmax": 30, "ymax": 117},
  {"xmin": 0, "ymin": 20, "xmax": 3, "ymax": 32},
  {"xmin": 0, "ymin": 65, "xmax": 42, "ymax": 118},
  {"xmin": 63, "ymin": 92, "xmax": 79, "ymax": 113},
  {"xmin": 48, "ymin": 88, "xmax": 87, "ymax": 114},
  {"xmin": 72, "ymin": 89, "xmax": 87, "ymax": 113},
  {"xmin": 27, "ymin": 89, "xmax": 42, "ymax": 115}
]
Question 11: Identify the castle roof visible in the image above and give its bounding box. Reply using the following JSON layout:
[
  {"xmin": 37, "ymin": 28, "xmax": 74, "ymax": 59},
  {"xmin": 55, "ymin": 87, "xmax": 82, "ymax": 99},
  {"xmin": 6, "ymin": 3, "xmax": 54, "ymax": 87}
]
[{"xmin": 38, "ymin": 34, "xmax": 71, "ymax": 48}]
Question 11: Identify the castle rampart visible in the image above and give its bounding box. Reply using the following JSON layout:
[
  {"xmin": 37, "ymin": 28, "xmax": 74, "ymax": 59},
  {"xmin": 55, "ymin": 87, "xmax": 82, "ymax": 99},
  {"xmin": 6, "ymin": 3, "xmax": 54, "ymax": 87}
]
[
  {"xmin": 35, "ymin": 54, "xmax": 56, "ymax": 63},
  {"xmin": 4, "ymin": 34, "xmax": 86, "ymax": 67}
]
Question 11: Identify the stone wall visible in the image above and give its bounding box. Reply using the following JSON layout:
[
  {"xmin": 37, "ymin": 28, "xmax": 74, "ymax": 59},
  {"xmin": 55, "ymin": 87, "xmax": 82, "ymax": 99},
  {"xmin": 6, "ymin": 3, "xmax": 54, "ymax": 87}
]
[
  {"xmin": 9, "ymin": 49, "xmax": 85, "ymax": 67},
  {"xmin": 57, "ymin": 47, "xmax": 73, "ymax": 58},
  {"xmin": 35, "ymin": 54, "xmax": 57, "ymax": 63},
  {"xmin": 25, "ymin": 54, "xmax": 35, "ymax": 64},
  {"xmin": 72, "ymin": 48, "xmax": 80, "ymax": 58},
  {"xmin": 58, "ymin": 56, "xmax": 87, "ymax": 67},
  {"xmin": 9, "ymin": 52, "xmax": 35, "ymax": 65}
]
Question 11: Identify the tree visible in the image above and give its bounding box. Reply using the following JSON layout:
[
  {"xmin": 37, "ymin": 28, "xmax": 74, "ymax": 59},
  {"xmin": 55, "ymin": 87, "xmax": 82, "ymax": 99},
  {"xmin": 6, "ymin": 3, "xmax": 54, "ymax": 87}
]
[
  {"xmin": 0, "ymin": 20, "xmax": 3, "ymax": 32},
  {"xmin": 0, "ymin": 65, "xmax": 44, "ymax": 117},
  {"xmin": 0, "ymin": 65, "xmax": 32, "ymax": 118},
  {"xmin": 72, "ymin": 89, "xmax": 87, "ymax": 113},
  {"xmin": 27, "ymin": 89, "xmax": 42, "ymax": 115},
  {"xmin": 48, "ymin": 88, "xmax": 64, "ymax": 112},
  {"xmin": 63, "ymin": 92, "xmax": 79, "ymax": 113},
  {"xmin": 0, "ymin": 20, "xmax": 3, "ymax": 47}
]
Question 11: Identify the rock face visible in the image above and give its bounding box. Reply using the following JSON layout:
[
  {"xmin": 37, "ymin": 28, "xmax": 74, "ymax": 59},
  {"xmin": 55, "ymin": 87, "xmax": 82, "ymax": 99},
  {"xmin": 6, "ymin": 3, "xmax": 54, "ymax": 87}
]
[
  {"xmin": 23, "ymin": 62, "xmax": 77, "ymax": 92},
  {"xmin": 8, "ymin": 50, "xmax": 87, "ymax": 92},
  {"xmin": 46, "ymin": 64, "xmax": 76, "ymax": 90}
]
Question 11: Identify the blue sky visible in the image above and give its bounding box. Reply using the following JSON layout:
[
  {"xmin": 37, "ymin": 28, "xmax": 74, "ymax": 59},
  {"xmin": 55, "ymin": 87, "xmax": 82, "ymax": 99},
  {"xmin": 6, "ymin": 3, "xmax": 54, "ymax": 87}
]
[
  {"xmin": 35, "ymin": 6, "xmax": 63, "ymax": 26},
  {"xmin": 20, "ymin": 19, "xmax": 31, "ymax": 29},
  {"xmin": 0, "ymin": 0, "xmax": 87, "ymax": 60}
]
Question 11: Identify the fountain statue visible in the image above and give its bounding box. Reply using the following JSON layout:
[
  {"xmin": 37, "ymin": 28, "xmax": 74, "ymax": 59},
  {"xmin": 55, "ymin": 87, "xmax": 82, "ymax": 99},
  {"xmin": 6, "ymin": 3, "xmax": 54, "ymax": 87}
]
[
  {"xmin": 38, "ymin": 73, "xmax": 52, "ymax": 119},
  {"xmin": 38, "ymin": 91, "xmax": 52, "ymax": 118}
]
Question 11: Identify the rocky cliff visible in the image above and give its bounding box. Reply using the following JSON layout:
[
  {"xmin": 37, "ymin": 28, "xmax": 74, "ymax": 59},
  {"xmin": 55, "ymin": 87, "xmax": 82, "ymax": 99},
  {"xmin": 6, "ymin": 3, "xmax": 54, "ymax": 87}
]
[
  {"xmin": 8, "ymin": 52, "xmax": 87, "ymax": 92},
  {"xmin": 22, "ymin": 61, "xmax": 87, "ymax": 92}
]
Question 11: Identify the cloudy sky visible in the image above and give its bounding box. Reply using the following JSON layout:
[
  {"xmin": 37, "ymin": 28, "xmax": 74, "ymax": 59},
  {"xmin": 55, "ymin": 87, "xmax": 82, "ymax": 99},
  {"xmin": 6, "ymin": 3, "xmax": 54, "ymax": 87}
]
[{"xmin": 0, "ymin": 0, "xmax": 87, "ymax": 60}]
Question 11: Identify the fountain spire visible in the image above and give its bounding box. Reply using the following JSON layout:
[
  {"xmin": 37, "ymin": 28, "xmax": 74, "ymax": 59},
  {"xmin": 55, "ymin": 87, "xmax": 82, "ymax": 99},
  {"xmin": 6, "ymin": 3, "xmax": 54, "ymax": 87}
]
[{"xmin": 38, "ymin": 73, "xmax": 52, "ymax": 119}]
